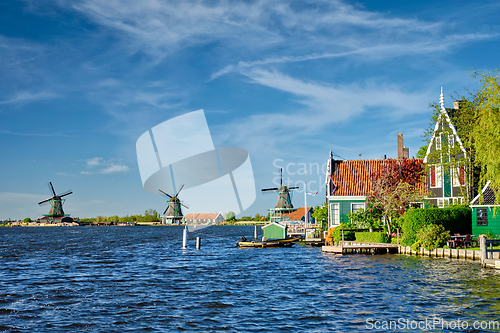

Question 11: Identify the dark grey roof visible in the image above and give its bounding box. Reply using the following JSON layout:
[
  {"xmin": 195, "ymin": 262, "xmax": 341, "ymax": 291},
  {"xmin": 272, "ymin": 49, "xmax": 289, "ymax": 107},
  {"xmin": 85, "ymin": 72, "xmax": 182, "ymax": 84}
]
[{"xmin": 471, "ymin": 183, "xmax": 497, "ymax": 206}]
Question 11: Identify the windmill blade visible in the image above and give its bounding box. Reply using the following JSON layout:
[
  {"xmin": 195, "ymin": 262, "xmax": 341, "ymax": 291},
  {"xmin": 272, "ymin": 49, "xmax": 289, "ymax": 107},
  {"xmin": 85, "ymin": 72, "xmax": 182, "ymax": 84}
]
[
  {"xmin": 261, "ymin": 187, "xmax": 279, "ymax": 192},
  {"xmin": 175, "ymin": 184, "xmax": 185, "ymax": 197},
  {"xmin": 158, "ymin": 189, "xmax": 172, "ymax": 198},
  {"xmin": 48, "ymin": 182, "xmax": 56, "ymax": 196},
  {"xmin": 280, "ymin": 168, "xmax": 283, "ymax": 187},
  {"xmin": 38, "ymin": 198, "xmax": 51, "ymax": 205},
  {"xmin": 288, "ymin": 186, "xmax": 299, "ymax": 190},
  {"xmin": 59, "ymin": 190, "xmax": 73, "ymax": 198},
  {"xmin": 163, "ymin": 206, "xmax": 169, "ymax": 215},
  {"xmin": 181, "ymin": 202, "xmax": 189, "ymax": 209}
]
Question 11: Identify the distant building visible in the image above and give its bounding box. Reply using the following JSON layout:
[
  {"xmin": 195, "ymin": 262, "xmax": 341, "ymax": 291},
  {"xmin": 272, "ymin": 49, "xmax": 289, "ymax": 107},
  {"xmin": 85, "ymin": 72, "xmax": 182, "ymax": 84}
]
[
  {"xmin": 183, "ymin": 213, "xmax": 224, "ymax": 224},
  {"xmin": 36, "ymin": 216, "xmax": 79, "ymax": 224},
  {"xmin": 272, "ymin": 207, "xmax": 314, "ymax": 224}
]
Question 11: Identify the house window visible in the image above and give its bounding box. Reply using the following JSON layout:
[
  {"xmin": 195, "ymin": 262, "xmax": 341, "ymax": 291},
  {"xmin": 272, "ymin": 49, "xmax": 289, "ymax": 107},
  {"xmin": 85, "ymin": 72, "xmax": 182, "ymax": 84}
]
[
  {"xmin": 351, "ymin": 203, "xmax": 365, "ymax": 214},
  {"xmin": 430, "ymin": 165, "xmax": 442, "ymax": 188},
  {"xmin": 452, "ymin": 167, "xmax": 466, "ymax": 187},
  {"xmin": 435, "ymin": 135, "xmax": 442, "ymax": 150},
  {"xmin": 477, "ymin": 208, "xmax": 488, "ymax": 226},
  {"xmin": 430, "ymin": 166, "xmax": 436, "ymax": 187},
  {"xmin": 330, "ymin": 203, "xmax": 339, "ymax": 227},
  {"xmin": 459, "ymin": 167, "xmax": 465, "ymax": 186}
]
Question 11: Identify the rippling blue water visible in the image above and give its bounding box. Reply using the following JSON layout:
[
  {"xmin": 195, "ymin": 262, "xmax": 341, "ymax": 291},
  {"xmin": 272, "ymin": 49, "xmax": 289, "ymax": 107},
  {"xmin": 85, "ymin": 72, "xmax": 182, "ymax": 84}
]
[{"xmin": 1, "ymin": 226, "xmax": 500, "ymax": 332}]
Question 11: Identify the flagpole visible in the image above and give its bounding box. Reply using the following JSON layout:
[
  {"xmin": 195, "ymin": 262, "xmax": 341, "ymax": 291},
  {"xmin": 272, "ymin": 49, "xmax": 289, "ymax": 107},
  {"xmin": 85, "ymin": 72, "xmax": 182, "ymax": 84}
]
[{"xmin": 304, "ymin": 182, "xmax": 307, "ymax": 230}]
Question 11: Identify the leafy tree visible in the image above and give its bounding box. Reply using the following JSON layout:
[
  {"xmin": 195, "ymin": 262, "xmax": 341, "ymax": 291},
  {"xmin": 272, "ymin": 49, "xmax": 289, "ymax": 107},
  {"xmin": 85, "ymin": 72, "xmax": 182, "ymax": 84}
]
[
  {"xmin": 416, "ymin": 145, "xmax": 428, "ymax": 159},
  {"xmin": 224, "ymin": 211, "xmax": 236, "ymax": 221},
  {"xmin": 23, "ymin": 217, "xmax": 32, "ymax": 223},
  {"xmin": 253, "ymin": 213, "xmax": 261, "ymax": 221},
  {"xmin": 312, "ymin": 205, "xmax": 328, "ymax": 230},
  {"xmin": 471, "ymin": 70, "xmax": 500, "ymax": 200},
  {"xmin": 368, "ymin": 159, "xmax": 427, "ymax": 235}
]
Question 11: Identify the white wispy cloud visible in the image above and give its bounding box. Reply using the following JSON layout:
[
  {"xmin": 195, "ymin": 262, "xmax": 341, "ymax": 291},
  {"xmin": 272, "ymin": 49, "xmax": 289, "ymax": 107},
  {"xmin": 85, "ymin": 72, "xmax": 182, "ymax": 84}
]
[
  {"xmin": 0, "ymin": 91, "xmax": 59, "ymax": 105},
  {"xmin": 82, "ymin": 157, "xmax": 130, "ymax": 175},
  {"xmin": 0, "ymin": 129, "xmax": 77, "ymax": 137},
  {"xmin": 58, "ymin": 0, "xmax": 443, "ymax": 60},
  {"xmin": 211, "ymin": 69, "xmax": 430, "ymax": 162},
  {"xmin": 244, "ymin": 69, "xmax": 427, "ymax": 120},
  {"xmin": 53, "ymin": 0, "xmax": 498, "ymax": 79}
]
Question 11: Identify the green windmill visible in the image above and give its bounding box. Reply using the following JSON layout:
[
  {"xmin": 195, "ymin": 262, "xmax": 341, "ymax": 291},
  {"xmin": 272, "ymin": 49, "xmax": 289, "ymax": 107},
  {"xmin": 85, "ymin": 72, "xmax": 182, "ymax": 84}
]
[
  {"xmin": 38, "ymin": 182, "xmax": 73, "ymax": 221},
  {"xmin": 159, "ymin": 184, "xmax": 189, "ymax": 225},
  {"xmin": 262, "ymin": 168, "xmax": 299, "ymax": 223}
]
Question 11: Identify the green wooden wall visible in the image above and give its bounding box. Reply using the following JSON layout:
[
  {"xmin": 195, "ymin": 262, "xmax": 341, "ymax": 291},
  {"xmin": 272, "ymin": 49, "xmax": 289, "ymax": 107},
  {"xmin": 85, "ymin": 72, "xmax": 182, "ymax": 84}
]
[
  {"xmin": 262, "ymin": 224, "xmax": 286, "ymax": 239},
  {"xmin": 472, "ymin": 207, "xmax": 500, "ymax": 236},
  {"xmin": 328, "ymin": 199, "xmax": 365, "ymax": 225}
]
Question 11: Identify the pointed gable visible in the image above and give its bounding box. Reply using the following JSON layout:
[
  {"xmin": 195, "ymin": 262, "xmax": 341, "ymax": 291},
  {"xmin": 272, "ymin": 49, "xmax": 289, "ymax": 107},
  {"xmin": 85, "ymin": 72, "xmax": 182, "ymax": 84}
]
[
  {"xmin": 471, "ymin": 181, "xmax": 497, "ymax": 206},
  {"xmin": 424, "ymin": 87, "xmax": 466, "ymax": 163}
]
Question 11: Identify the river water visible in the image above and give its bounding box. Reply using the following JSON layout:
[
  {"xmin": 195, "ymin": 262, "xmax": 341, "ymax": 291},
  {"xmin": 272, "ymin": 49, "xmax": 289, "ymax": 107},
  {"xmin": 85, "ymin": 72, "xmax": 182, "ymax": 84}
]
[{"xmin": 1, "ymin": 226, "xmax": 500, "ymax": 332}]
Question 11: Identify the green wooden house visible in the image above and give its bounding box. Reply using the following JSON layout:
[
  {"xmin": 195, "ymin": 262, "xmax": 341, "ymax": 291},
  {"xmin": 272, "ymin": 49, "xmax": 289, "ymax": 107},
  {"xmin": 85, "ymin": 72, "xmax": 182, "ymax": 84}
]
[
  {"xmin": 262, "ymin": 222, "xmax": 287, "ymax": 240},
  {"xmin": 324, "ymin": 142, "xmax": 426, "ymax": 229},
  {"xmin": 470, "ymin": 181, "xmax": 500, "ymax": 236},
  {"xmin": 325, "ymin": 158, "xmax": 393, "ymax": 228}
]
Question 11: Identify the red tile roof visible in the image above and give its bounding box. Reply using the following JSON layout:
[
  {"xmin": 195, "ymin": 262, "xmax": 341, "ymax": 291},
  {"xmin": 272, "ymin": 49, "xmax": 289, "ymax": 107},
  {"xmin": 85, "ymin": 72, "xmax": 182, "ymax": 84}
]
[
  {"xmin": 330, "ymin": 159, "xmax": 427, "ymax": 196},
  {"xmin": 278, "ymin": 207, "xmax": 312, "ymax": 220}
]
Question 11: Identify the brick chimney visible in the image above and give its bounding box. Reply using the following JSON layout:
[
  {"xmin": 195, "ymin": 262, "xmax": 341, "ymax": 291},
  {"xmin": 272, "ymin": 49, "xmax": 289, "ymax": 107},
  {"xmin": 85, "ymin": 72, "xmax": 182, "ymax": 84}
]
[{"xmin": 398, "ymin": 133, "xmax": 409, "ymax": 159}]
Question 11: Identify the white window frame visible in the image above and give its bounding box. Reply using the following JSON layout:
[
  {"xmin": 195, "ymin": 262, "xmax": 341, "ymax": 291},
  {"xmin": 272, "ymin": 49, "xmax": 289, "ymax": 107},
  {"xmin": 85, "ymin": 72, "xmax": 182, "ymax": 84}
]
[
  {"xmin": 430, "ymin": 165, "xmax": 442, "ymax": 188},
  {"xmin": 351, "ymin": 203, "xmax": 365, "ymax": 214},
  {"xmin": 329, "ymin": 203, "xmax": 340, "ymax": 228},
  {"xmin": 435, "ymin": 134, "xmax": 442, "ymax": 151},
  {"xmin": 452, "ymin": 167, "xmax": 466, "ymax": 187}
]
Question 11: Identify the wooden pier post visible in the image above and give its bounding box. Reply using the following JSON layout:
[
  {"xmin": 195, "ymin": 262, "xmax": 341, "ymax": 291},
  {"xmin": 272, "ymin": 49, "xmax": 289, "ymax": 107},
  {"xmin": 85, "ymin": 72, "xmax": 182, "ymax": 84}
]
[
  {"xmin": 196, "ymin": 237, "xmax": 201, "ymax": 250},
  {"xmin": 254, "ymin": 224, "xmax": 257, "ymax": 240},
  {"xmin": 182, "ymin": 225, "xmax": 187, "ymax": 249},
  {"xmin": 480, "ymin": 235, "xmax": 486, "ymax": 267}
]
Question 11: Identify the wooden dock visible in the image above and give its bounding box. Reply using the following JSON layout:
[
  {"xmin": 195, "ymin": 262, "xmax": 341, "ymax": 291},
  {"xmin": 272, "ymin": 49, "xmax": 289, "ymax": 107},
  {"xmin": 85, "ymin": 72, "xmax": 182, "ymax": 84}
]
[{"xmin": 322, "ymin": 242, "xmax": 399, "ymax": 254}]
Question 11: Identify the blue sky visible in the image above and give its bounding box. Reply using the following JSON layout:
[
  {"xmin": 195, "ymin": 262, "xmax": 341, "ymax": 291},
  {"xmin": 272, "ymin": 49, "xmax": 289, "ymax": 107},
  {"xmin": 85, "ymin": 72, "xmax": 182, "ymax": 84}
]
[{"xmin": 1, "ymin": 0, "xmax": 499, "ymax": 220}]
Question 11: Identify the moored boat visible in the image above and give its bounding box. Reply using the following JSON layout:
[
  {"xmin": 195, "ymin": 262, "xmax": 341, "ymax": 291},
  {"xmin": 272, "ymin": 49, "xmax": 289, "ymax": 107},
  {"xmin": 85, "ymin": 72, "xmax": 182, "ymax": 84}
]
[{"xmin": 236, "ymin": 236, "xmax": 301, "ymax": 248}]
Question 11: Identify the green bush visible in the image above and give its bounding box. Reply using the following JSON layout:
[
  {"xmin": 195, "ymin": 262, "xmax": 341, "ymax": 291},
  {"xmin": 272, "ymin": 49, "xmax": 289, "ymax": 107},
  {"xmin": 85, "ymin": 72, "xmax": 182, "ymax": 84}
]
[
  {"xmin": 400, "ymin": 206, "xmax": 471, "ymax": 246},
  {"xmin": 355, "ymin": 232, "xmax": 389, "ymax": 243},
  {"xmin": 418, "ymin": 224, "xmax": 449, "ymax": 251},
  {"xmin": 332, "ymin": 223, "xmax": 356, "ymax": 243},
  {"xmin": 347, "ymin": 208, "xmax": 382, "ymax": 229},
  {"xmin": 411, "ymin": 240, "xmax": 422, "ymax": 252}
]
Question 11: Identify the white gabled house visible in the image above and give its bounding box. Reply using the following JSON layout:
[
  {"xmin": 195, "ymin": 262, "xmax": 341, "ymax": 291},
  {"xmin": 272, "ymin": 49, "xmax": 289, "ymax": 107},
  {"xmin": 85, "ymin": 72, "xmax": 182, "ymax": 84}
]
[{"xmin": 424, "ymin": 88, "xmax": 468, "ymax": 207}]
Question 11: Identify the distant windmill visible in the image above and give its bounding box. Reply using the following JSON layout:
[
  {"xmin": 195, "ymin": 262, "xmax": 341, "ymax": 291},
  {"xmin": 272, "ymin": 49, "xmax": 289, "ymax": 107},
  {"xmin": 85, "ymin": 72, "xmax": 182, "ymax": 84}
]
[
  {"xmin": 38, "ymin": 182, "xmax": 73, "ymax": 220},
  {"xmin": 261, "ymin": 168, "xmax": 299, "ymax": 223},
  {"xmin": 159, "ymin": 184, "xmax": 189, "ymax": 224}
]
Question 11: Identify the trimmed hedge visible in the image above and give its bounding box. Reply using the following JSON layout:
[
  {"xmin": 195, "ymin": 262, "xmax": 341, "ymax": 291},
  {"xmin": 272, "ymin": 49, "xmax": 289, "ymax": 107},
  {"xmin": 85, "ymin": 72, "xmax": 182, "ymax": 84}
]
[
  {"xmin": 355, "ymin": 232, "xmax": 389, "ymax": 243},
  {"xmin": 400, "ymin": 206, "xmax": 471, "ymax": 246},
  {"xmin": 331, "ymin": 223, "xmax": 356, "ymax": 243}
]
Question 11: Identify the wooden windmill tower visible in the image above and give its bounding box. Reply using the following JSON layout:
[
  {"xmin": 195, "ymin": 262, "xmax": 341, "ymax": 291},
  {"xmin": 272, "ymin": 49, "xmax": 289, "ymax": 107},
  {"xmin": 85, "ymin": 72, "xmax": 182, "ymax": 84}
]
[
  {"xmin": 159, "ymin": 184, "xmax": 189, "ymax": 225},
  {"xmin": 38, "ymin": 182, "xmax": 73, "ymax": 222},
  {"xmin": 261, "ymin": 169, "xmax": 299, "ymax": 223}
]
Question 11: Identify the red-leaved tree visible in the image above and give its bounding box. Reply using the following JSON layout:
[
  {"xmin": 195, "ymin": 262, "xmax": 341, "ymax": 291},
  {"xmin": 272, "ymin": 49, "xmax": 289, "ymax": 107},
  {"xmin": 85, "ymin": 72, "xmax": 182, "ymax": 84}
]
[{"xmin": 368, "ymin": 159, "xmax": 427, "ymax": 235}]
